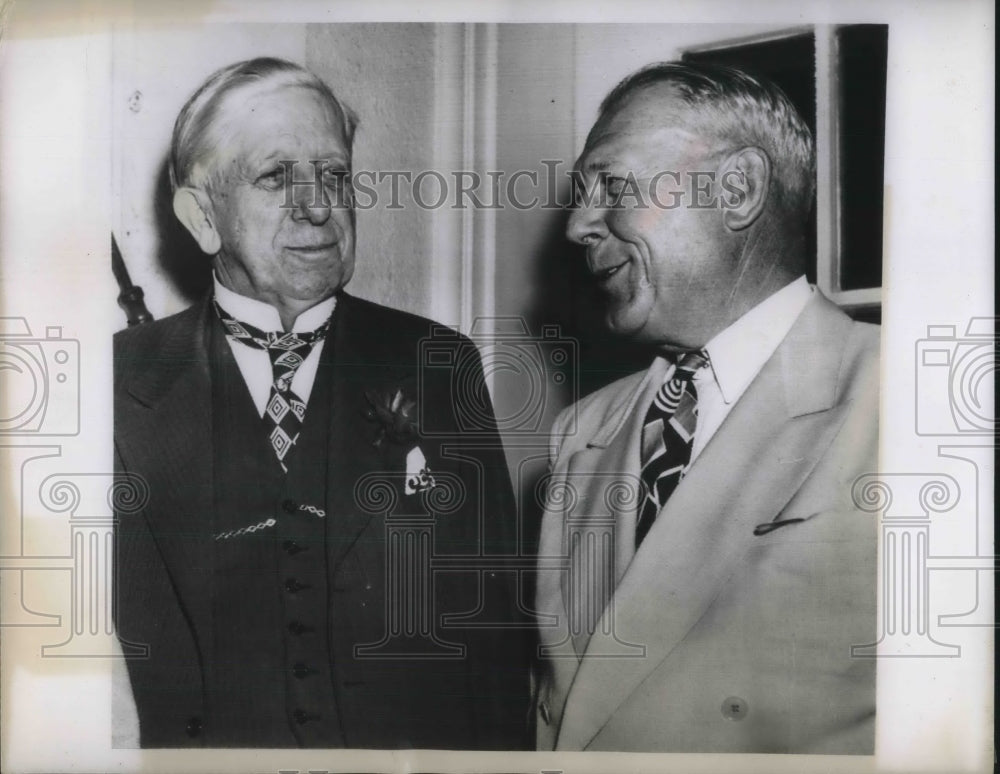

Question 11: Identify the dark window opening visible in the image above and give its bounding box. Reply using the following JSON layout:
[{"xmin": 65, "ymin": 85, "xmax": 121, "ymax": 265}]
[{"xmin": 684, "ymin": 25, "xmax": 889, "ymax": 298}]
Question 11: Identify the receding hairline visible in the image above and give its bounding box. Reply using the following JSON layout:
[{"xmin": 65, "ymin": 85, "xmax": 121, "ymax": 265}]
[
  {"xmin": 170, "ymin": 59, "xmax": 358, "ymax": 191},
  {"xmin": 212, "ymin": 78, "xmax": 351, "ymax": 144},
  {"xmin": 581, "ymin": 82, "xmax": 735, "ymax": 170},
  {"xmin": 589, "ymin": 61, "xmax": 816, "ymax": 220},
  {"xmin": 588, "ymin": 82, "xmax": 710, "ymax": 138}
]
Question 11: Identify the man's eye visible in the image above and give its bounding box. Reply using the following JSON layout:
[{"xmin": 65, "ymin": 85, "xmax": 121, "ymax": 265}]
[
  {"xmin": 322, "ymin": 168, "xmax": 349, "ymax": 189},
  {"xmin": 323, "ymin": 169, "xmax": 353, "ymax": 206},
  {"xmin": 255, "ymin": 168, "xmax": 286, "ymax": 190},
  {"xmin": 605, "ymin": 176, "xmax": 626, "ymax": 197},
  {"xmin": 571, "ymin": 179, "xmax": 596, "ymax": 207}
]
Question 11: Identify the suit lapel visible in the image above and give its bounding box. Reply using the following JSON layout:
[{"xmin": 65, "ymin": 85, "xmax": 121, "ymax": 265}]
[
  {"xmin": 116, "ymin": 298, "xmax": 216, "ymax": 653},
  {"xmin": 534, "ymin": 365, "xmax": 651, "ymax": 744},
  {"xmin": 560, "ymin": 360, "xmax": 665, "ymax": 656},
  {"xmin": 116, "ymin": 293, "xmax": 414, "ymax": 664},
  {"xmin": 322, "ymin": 294, "xmax": 397, "ymax": 569},
  {"xmin": 556, "ymin": 294, "xmax": 856, "ymax": 750}
]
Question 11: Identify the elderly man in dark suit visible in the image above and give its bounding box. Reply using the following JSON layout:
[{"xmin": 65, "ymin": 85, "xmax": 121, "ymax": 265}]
[
  {"xmin": 114, "ymin": 57, "xmax": 531, "ymax": 749},
  {"xmin": 535, "ymin": 62, "xmax": 879, "ymax": 753}
]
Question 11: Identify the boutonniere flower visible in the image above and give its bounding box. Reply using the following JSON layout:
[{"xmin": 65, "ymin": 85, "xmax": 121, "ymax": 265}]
[{"xmin": 363, "ymin": 387, "xmax": 418, "ymax": 449}]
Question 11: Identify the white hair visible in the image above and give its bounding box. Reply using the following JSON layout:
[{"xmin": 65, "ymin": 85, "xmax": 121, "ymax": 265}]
[
  {"xmin": 169, "ymin": 57, "xmax": 359, "ymax": 192},
  {"xmin": 599, "ymin": 61, "xmax": 815, "ymax": 220}
]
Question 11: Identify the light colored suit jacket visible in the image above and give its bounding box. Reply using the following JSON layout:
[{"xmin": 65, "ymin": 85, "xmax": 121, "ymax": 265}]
[{"xmin": 535, "ymin": 292, "xmax": 880, "ymax": 753}]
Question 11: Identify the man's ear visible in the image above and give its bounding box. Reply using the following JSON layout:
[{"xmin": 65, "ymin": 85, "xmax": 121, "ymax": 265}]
[
  {"xmin": 719, "ymin": 147, "xmax": 771, "ymax": 231},
  {"xmin": 172, "ymin": 187, "xmax": 221, "ymax": 255}
]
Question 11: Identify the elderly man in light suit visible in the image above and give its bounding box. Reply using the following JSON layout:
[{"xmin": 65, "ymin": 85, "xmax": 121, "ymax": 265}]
[{"xmin": 534, "ymin": 62, "xmax": 879, "ymax": 753}]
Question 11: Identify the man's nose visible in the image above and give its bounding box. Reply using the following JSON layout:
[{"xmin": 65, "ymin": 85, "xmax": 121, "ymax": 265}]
[
  {"xmin": 291, "ymin": 177, "xmax": 332, "ymax": 226},
  {"xmin": 566, "ymin": 200, "xmax": 608, "ymax": 246}
]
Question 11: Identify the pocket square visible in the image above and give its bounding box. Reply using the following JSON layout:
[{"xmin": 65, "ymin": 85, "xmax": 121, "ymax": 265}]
[{"xmin": 404, "ymin": 446, "xmax": 436, "ymax": 494}]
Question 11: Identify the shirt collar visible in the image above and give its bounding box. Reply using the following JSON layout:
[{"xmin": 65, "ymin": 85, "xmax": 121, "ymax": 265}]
[
  {"xmin": 213, "ymin": 274, "xmax": 337, "ymax": 333},
  {"xmin": 701, "ymin": 276, "xmax": 813, "ymax": 404}
]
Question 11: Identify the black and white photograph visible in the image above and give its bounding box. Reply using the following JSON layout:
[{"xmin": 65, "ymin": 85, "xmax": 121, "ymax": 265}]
[{"xmin": 0, "ymin": 2, "xmax": 993, "ymax": 773}]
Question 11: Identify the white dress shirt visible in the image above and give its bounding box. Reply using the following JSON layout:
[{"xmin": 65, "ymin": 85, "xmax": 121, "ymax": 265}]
[
  {"xmin": 213, "ymin": 276, "xmax": 337, "ymax": 417},
  {"xmin": 657, "ymin": 275, "xmax": 813, "ymax": 464}
]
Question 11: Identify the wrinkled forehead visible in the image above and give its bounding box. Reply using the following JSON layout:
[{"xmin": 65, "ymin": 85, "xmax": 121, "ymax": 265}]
[
  {"xmin": 216, "ymin": 81, "xmax": 348, "ymax": 149},
  {"xmin": 577, "ymin": 85, "xmax": 720, "ymax": 173},
  {"xmin": 197, "ymin": 82, "xmax": 350, "ymax": 187}
]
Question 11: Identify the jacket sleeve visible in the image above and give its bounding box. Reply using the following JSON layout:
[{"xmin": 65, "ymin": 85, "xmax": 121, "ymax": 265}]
[{"xmin": 447, "ymin": 337, "xmax": 536, "ymax": 749}]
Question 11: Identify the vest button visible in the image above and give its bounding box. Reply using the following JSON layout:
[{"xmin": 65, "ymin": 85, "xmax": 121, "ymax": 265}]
[
  {"xmin": 282, "ymin": 540, "xmax": 303, "ymax": 555},
  {"xmin": 282, "ymin": 499, "xmax": 298, "ymax": 514},
  {"xmin": 721, "ymin": 696, "xmax": 749, "ymax": 721},
  {"xmin": 185, "ymin": 716, "xmax": 202, "ymax": 737},
  {"xmin": 292, "ymin": 662, "xmax": 314, "ymax": 679},
  {"xmin": 284, "ymin": 577, "xmax": 309, "ymax": 593}
]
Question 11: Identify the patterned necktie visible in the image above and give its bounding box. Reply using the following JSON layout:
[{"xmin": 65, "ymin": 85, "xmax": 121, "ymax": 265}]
[
  {"xmin": 635, "ymin": 350, "xmax": 710, "ymax": 547},
  {"xmin": 213, "ymin": 301, "xmax": 332, "ymax": 473}
]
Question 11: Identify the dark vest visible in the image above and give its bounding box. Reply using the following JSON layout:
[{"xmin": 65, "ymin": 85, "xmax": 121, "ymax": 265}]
[
  {"xmin": 207, "ymin": 318, "xmax": 345, "ymax": 746},
  {"xmin": 116, "ymin": 295, "xmax": 534, "ymax": 749}
]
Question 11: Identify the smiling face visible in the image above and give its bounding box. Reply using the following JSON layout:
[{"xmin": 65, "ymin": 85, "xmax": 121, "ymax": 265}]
[
  {"xmin": 567, "ymin": 86, "xmax": 742, "ymax": 351},
  {"xmin": 199, "ymin": 83, "xmax": 355, "ymax": 317}
]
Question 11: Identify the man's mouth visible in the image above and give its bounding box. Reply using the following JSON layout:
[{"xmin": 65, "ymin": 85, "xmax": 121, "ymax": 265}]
[
  {"xmin": 287, "ymin": 242, "xmax": 337, "ymax": 255},
  {"xmin": 593, "ymin": 259, "xmax": 629, "ymax": 283}
]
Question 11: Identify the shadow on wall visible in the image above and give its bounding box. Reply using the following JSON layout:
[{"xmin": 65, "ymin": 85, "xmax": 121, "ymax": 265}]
[
  {"xmin": 525, "ymin": 206, "xmax": 653, "ymax": 404},
  {"xmin": 149, "ymin": 147, "xmax": 652, "ymax": 400},
  {"xmin": 514, "ymin": 199, "xmax": 654, "ymax": 577},
  {"xmin": 153, "ymin": 156, "xmax": 213, "ymax": 305}
]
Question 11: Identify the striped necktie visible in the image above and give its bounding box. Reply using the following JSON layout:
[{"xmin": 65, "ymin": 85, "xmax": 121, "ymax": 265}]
[
  {"xmin": 213, "ymin": 301, "xmax": 332, "ymax": 473},
  {"xmin": 635, "ymin": 350, "xmax": 710, "ymax": 547}
]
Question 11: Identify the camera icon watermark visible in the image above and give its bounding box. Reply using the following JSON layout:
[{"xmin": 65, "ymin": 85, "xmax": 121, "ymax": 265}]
[
  {"xmin": 418, "ymin": 317, "xmax": 577, "ymax": 438},
  {"xmin": 0, "ymin": 317, "xmax": 80, "ymax": 436},
  {"xmin": 915, "ymin": 317, "xmax": 996, "ymax": 436},
  {"xmin": 0, "ymin": 464, "xmax": 150, "ymax": 658},
  {"xmin": 850, "ymin": 473, "xmax": 963, "ymax": 658}
]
